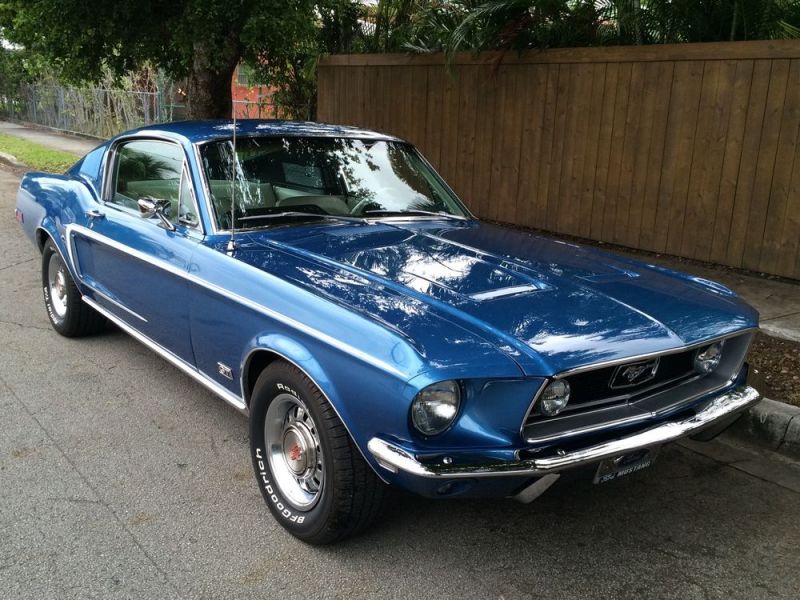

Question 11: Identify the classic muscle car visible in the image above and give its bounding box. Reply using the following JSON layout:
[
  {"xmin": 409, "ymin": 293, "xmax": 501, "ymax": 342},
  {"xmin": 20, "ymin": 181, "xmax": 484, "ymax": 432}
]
[{"xmin": 15, "ymin": 120, "xmax": 760, "ymax": 544}]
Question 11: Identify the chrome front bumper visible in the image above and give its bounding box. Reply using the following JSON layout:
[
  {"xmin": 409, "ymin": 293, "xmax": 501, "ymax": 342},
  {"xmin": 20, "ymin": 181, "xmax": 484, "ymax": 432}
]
[{"xmin": 368, "ymin": 384, "xmax": 760, "ymax": 479}]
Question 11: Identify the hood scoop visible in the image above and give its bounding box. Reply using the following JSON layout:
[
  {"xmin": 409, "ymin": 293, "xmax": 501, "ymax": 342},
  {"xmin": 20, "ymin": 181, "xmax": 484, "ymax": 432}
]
[
  {"xmin": 469, "ymin": 284, "xmax": 543, "ymax": 302},
  {"xmin": 340, "ymin": 236, "xmax": 552, "ymax": 303}
]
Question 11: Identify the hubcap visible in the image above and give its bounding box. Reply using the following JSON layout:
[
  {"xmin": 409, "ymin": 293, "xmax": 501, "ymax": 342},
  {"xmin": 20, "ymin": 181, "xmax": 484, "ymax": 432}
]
[
  {"xmin": 265, "ymin": 394, "xmax": 324, "ymax": 510},
  {"xmin": 47, "ymin": 253, "xmax": 68, "ymax": 318}
]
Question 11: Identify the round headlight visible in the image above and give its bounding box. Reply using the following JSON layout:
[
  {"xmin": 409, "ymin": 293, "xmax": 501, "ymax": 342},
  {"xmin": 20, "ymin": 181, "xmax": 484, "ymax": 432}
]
[
  {"xmin": 694, "ymin": 342, "xmax": 723, "ymax": 374},
  {"xmin": 539, "ymin": 380, "xmax": 570, "ymax": 416},
  {"xmin": 411, "ymin": 380, "xmax": 461, "ymax": 436}
]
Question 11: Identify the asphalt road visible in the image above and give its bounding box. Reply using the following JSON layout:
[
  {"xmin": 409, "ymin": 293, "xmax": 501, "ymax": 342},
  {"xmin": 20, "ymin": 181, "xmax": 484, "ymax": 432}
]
[{"xmin": 1, "ymin": 165, "xmax": 799, "ymax": 600}]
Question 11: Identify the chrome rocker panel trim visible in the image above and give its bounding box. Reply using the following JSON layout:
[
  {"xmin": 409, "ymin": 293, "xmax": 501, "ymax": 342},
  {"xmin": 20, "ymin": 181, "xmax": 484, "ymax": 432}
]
[
  {"xmin": 83, "ymin": 296, "xmax": 248, "ymax": 412},
  {"xmin": 368, "ymin": 384, "xmax": 760, "ymax": 479}
]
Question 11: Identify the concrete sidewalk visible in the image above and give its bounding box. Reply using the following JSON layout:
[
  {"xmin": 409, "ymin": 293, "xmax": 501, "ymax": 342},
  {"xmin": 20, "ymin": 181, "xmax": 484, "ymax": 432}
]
[
  {"xmin": 0, "ymin": 120, "xmax": 101, "ymax": 156},
  {"xmin": 2, "ymin": 120, "xmax": 798, "ymax": 342}
]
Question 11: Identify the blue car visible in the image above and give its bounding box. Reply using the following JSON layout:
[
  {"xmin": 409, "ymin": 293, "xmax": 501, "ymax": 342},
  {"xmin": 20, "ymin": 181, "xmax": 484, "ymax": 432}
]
[{"xmin": 16, "ymin": 120, "xmax": 760, "ymax": 543}]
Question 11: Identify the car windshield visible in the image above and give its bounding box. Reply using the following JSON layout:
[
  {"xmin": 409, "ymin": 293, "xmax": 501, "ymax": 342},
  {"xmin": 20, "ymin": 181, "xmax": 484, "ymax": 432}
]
[{"xmin": 198, "ymin": 136, "xmax": 468, "ymax": 230}]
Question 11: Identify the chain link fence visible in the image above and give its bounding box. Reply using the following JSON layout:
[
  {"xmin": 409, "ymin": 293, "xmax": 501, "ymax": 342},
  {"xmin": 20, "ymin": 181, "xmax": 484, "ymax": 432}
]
[{"xmin": 0, "ymin": 82, "xmax": 185, "ymax": 139}]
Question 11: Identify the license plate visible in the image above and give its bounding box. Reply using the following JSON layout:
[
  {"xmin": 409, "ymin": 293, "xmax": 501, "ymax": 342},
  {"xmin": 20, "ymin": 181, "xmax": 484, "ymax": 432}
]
[{"xmin": 593, "ymin": 447, "xmax": 660, "ymax": 484}]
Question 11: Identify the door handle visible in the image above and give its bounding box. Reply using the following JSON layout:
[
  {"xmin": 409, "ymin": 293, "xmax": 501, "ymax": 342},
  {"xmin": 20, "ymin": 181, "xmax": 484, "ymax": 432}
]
[{"xmin": 86, "ymin": 209, "xmax": 105, "ymax": 220}]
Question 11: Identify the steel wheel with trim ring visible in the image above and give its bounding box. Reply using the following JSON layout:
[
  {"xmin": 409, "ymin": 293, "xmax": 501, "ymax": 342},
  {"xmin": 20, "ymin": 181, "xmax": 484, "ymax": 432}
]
[
  {"xmin": 249, "ymin": 360, "xmax": 386, "ymax": 544},
  {"xmin": 41, "ymin": 239, "xmax": 104, "ymax": 337}
]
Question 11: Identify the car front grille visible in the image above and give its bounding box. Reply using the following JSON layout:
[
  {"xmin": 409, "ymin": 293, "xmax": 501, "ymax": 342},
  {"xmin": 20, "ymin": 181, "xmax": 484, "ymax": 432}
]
[
  {"xmin": 554, "ymin": 349, "xmax": 697, "ymax": 413},
  {"xmin": 521, "ymin": 330, "xmax": 754, "ymax": 442}
]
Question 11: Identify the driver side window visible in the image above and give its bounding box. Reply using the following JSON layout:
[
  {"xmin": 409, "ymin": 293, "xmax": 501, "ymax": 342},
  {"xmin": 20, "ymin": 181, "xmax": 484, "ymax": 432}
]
[{"xmin": 110, "ymin": 140, "xmax": 186, "ymax": 225}]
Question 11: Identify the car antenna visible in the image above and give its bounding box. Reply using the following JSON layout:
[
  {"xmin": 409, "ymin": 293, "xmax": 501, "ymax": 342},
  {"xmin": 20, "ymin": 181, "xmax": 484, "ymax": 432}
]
[{"xmin": 226, "ymin": 110, "xmax": 238, "ymax": 257}]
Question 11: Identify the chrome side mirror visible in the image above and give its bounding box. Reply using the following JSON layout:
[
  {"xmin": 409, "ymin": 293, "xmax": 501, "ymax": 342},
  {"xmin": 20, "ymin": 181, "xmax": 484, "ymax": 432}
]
[{"xmin": 137, "ymin": 197, "xmax": 176, "ymax": 231}]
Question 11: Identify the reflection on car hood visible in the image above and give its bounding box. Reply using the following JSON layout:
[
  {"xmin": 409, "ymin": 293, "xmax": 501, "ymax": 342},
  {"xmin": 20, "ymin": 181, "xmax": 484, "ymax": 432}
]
[{"xmin": 236, "ymin": 220, "xmax": 758, "ymax": 376}]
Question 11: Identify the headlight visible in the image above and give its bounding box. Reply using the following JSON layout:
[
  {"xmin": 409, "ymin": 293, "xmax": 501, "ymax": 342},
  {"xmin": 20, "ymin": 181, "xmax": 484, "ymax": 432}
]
[
  {"xmin": 411, "ymin": 380, "xmax": 461, "ymax": 436},
  {"xmin": 694, "ymin": 342, "xmax": 723, "ymax": 374},
  {"xmin": 539, "ymin": 380, "xmax": 570, "ymax": 416}
]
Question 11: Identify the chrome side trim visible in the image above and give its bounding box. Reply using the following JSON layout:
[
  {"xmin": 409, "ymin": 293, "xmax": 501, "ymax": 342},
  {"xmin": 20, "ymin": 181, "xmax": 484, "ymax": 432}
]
[
  {"xmin": 83, "ymin": 296, "xmax": 247, "ymax": 412},
  {"xmin": 92, "ymin": 288, "xmax": 148, "ymax": 323},
  {"xmin": 65, "ymin": 224, "xmax": 405, "ymax": 378},
  {"xmin": 368, "ymin": 384, "xmax": 760, "ymax": 479},
  {"xmin": 192, "ymin": 142, "xmax": 221, "ymax": 233}
]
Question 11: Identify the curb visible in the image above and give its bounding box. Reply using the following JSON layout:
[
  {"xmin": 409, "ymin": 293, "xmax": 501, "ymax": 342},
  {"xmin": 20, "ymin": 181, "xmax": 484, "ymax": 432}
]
[
  {"xmin": 0, "ymin": 151, "xmax": 25, "ymax": 170},
  {"xmin": 730, "ymin": 398, "xmax": 800, "ymax": 458}
]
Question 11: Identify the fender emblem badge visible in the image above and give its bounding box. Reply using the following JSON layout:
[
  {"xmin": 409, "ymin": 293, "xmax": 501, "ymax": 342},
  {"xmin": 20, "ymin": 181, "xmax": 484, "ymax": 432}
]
[{"xmin": 216, "ymin": 362, "xmax": 234, "ymax": 380}]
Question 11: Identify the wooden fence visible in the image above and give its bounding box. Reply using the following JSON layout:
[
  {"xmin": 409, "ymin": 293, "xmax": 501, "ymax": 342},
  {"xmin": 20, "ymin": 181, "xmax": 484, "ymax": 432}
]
[{"xmin": 318, "ymin": 41, "xmax": 800, "ymax": 280}]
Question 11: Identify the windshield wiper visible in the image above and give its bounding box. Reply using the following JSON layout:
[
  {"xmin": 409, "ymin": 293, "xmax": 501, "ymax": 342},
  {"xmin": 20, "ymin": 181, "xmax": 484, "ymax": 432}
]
[
  {"xmin": 237, "ymin": 211, "xmax": 368, "ymax": 225},
  {"xmin": 363, "ymin": 209, "xmax": 466, "ymax": 220}
]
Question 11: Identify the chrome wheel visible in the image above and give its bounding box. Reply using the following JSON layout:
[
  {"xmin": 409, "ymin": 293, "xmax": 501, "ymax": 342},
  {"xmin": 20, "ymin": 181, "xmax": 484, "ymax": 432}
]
[
  {"xmin": 47, "ymin": 253, "xmax": 68, "ymax": 319},
  {"xmin": 265, "ymin": 393, "xmax": 324, "ymax": 510}
]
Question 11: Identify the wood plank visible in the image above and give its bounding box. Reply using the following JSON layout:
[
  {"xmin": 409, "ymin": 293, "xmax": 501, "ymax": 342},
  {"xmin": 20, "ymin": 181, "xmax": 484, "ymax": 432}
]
[
  {"xmin": 453, "ymin": 66, "xmax": 479, "ymax": 208},
  {"xmin": 487, "ymin": 67, "xmax": 510, "ymax": 221},
  {"xmin": 545, "ymin": 64, "xmax": 570, "ymax": 231},
  {"xmin": 469, "ymin": 65, "xmax": 498, "ymax": 219},
  {"xmin": 319, "ymin": 41, "xmax": 800, "ymax": 68},
  {"xmin": 577, "ymin": 63, "xmax": 607, "ymax": 239},
  {"xmin": 407, "ymin": 65, "xmax": 429, "ymax": 148},
  {"xmin": 521, "ymin": 64, "xmax": 554, "ymax": 229},
  {"xmin": 554, "ymin": 63, "xmax": 580, "ymax": 233},
  {"xmin": 624, "ymin": 62, "xmax": 657, "ymax": 249},
  {"xmin": 423, "ymin": 65, "xmax": 444, "ymax": 174},
  {"xmin": 533, "ymin": 64, "xmax": 560, "ymax": 230},
  {"xmin": 601, "ymin": 62, "xmax": 633, "ymax": 242},
  {"xmin": 779, "ymin": 62, "xmax": 800, "ymax": 278},
  {"xmin": 710, "ymin": 60, "xmax": 755, "ymax": 264},
  {"xmin": 726, "ymin": 60, "xmax": 773, "ymax": 267},
  {"xmin": 437, "ymin": 69, "xmax": 459, "ymax": 186},
  {"xmin": 515, "ymin": 64, "xmax": 547, "ymax": 227},
  {"xmin": 316, "ymin": 67, "xmax": 333, "ymax": 121},
  {"xmin": 496, "ymin": 65, "xmax": 525, "ymax": 223},
  {"xmin": 680, "ymin": 60, "xmax": 726, "ymax": 260},
  {"xmin": 742, "ymin": 59, "xmax": 791, "ymax": 270},
  {"xmin": 614, "ymin": 61, "xmax": 646, "ymax": 246},
  {"xmin": 590, "ymin": 62, "xmax": 620, "ymax": 239},
  {"xmin": 638, "ymin": 61, "xmax": 674, "ymax": 251},
  {"xmin": 759, "ymin": 59, "xmax": 800, "ymax": 274},
  {"xmin": 696, "ymin": 61, "xmax": 737, "ymax": 261},
  {"xmin": 558, "ymin": 63, "xmax": 593, "ymax": 235},
  {"xmin": 787, "ymin": 136, "xmax": 800, "ymax": 278},
  {"xmin": 664, "ymin": 61, "xmax": 705, "ymax": 256}
]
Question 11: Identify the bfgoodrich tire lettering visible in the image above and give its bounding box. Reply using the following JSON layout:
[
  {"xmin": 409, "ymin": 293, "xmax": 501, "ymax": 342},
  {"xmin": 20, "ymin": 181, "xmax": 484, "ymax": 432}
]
[
  {"xmin": 249, "ymin": 361, "xmax": 386, "ymax": 544},
  {"xmin": 41, "ymin": 239, "xmax": 104, "ymax": 337}
]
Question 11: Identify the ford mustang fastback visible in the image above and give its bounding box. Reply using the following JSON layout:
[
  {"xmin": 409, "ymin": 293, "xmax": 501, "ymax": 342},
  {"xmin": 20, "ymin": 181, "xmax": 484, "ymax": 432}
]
[{"xmin": 15, "ymin": 120, "xmax": 761, "ymax": 544}]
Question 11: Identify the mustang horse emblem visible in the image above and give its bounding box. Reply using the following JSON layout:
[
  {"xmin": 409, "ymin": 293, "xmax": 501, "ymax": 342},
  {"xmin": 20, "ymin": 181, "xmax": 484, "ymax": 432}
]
[{"xmin": 611, "ymin": 358, "xmax": 660, "ymax": 389}]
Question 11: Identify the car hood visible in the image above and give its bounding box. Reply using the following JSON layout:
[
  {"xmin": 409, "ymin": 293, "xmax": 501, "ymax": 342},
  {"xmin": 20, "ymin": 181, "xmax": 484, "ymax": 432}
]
[{"xmin": 235, "ymin": 220, "xmax": 757, "ymax": 376}]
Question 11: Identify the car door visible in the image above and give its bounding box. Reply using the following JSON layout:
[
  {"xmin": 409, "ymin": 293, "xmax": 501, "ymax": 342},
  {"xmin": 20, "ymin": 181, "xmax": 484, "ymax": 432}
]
[{"xmin": 68, "ymin": 137, "xmax": 202, "ymax": 363}]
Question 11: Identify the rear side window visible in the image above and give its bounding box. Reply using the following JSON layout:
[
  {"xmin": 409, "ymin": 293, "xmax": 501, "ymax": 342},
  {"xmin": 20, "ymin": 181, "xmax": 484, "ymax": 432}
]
[{"xmin": 110, "ymin": 140, "xmax": 185, "ymax": 222}]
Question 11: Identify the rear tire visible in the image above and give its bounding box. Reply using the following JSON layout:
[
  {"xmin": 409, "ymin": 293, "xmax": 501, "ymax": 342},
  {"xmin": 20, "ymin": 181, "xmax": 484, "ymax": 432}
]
[
  {"xmin": 249, "ymin": 361, "xmax": 386, "ymax": 544},
  {"xmin": 41, "ymin": 240, "xmax": 104, "ymax": 337}
]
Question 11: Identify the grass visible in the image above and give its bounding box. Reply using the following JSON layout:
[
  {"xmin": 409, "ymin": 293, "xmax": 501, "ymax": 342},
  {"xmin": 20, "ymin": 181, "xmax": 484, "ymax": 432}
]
[{"xmin": 0, "ymin": 132, "xmax": 79, "ymax": 172}]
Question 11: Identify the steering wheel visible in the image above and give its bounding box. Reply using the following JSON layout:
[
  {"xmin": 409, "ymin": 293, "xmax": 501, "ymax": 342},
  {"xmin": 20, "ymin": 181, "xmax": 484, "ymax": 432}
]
[{"xmin": 349, "ymin": 187, "xmax": 397, "ymax": 216}]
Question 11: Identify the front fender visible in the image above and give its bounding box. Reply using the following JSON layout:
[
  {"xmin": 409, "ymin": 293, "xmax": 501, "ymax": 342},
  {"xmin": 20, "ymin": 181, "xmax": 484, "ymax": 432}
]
[{"xmin": 240, "ymin": 333, "xmax": 412, "ymax": 481}]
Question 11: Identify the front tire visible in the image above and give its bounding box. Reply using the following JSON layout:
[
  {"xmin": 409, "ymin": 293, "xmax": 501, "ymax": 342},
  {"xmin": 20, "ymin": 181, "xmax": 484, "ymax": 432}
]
[
  {"xmin": 41, "ymin": 240, "xmax": 104, "ymax": 337},
  {"xmin": 249, "ymin": 361, "xmax": 386, "ymax": 544}
]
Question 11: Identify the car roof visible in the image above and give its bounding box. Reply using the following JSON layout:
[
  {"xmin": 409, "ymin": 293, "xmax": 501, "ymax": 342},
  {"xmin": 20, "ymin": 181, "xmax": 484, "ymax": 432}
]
[{"xmin": 121, "ymin": 119, "xmax": 403, "ymax": 145}]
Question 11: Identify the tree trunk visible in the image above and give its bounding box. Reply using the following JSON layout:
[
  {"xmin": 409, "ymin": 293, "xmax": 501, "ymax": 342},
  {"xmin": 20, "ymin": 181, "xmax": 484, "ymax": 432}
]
[{"xmin": 186, "ymin": 33, "xmax": 241, "ymax": 119}]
